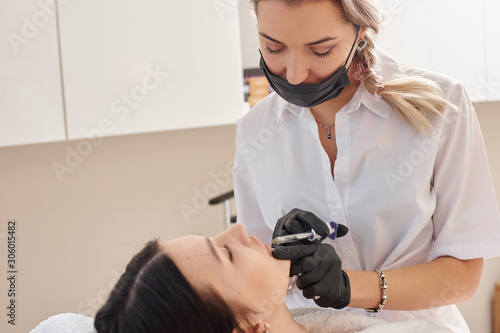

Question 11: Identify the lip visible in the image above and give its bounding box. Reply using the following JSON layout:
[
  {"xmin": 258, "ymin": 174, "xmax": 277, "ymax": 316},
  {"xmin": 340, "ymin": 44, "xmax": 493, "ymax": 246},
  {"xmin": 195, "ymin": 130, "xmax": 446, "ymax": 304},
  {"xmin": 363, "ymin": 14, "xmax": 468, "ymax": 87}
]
[
  {"xmin": 264, "ymin": 242, "xmax": 274, "ymax": 257},
  {"xmin": 252, "ymin": 236, "xmax": 274, "ymax": 257}
]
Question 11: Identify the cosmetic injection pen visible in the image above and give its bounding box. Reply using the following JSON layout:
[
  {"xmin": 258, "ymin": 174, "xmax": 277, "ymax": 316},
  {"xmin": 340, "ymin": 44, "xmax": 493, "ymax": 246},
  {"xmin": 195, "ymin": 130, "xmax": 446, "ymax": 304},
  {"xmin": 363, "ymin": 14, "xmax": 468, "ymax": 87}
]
[{"xmin": 271, "ymin": 221, "xmax": 348, "ymax": 245}]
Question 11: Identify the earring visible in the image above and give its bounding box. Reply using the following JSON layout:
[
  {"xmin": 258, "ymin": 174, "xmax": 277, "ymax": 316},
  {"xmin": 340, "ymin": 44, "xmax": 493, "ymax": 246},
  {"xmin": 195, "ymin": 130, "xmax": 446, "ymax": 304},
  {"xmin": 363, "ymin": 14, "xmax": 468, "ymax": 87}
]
[
  {"xmin": 356, "ymin": 39, "xmax": 367, "ymax": 52},
  {"xmin": 264, "ymin": 323, "xmax": 270, "ymax": 333}
]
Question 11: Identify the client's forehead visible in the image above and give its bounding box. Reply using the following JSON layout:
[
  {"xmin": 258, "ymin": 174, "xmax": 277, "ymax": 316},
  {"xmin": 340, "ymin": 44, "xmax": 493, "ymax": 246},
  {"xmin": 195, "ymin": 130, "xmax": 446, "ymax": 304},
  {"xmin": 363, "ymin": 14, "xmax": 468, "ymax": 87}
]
[
  {"xmin": 161, "ymin": 235, "xmax": 221, "ymax": 290},
  {"xmin": 161, "ymin": 235, "xmax": 221, "ymax": 269},
  {"xmin": 161, "ymin": 235, "xmax": 205, "ymax": 256}
]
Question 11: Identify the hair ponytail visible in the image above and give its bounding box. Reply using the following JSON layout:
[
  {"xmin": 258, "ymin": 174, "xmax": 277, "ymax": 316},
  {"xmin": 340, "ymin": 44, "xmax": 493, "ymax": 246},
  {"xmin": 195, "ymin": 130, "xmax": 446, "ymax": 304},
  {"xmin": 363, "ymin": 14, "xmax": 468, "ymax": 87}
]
[{"xmin": 340, "ymin": 0, "xmax": 450, "ymax": 134}]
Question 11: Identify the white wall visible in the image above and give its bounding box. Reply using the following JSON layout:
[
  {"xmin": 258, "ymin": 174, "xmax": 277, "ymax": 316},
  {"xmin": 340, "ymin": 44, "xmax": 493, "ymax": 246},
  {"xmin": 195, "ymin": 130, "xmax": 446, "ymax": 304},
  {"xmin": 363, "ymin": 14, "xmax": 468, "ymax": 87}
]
[{"xmin": 239, "ymin": 0, "xmax": 260, "ymax": 69}]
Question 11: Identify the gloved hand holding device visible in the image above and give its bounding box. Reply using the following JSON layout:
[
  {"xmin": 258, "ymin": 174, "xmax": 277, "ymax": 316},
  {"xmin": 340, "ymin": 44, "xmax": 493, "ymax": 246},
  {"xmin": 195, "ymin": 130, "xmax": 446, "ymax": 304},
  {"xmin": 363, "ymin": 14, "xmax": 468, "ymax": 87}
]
[{"xmin": 272, "ymin": 208, "xmax": 351, "ymax": 309}]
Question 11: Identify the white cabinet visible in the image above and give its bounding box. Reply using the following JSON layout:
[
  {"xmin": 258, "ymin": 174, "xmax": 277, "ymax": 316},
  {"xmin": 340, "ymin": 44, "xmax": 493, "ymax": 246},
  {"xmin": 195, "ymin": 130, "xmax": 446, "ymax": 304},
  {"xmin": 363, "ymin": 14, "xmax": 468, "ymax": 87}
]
[
  {"xmin": 3, "ymin": 1, "xmax": 494, "ymax": 148},
  {"xmin": 57, "ymin": 0, "xmax": 244, "ymax": 140},
  {"xmin": 0, "ymin": 0, "xmax": 66, "ymax": 147}
]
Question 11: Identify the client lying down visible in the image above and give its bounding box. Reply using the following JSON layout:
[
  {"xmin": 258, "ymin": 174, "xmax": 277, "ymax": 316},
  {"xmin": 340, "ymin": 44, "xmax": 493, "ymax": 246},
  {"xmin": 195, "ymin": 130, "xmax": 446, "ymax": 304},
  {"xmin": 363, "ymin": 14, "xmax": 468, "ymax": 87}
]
[{"xmin": 94, "ymin": 224, "xmax": 449, "ymax": 332}]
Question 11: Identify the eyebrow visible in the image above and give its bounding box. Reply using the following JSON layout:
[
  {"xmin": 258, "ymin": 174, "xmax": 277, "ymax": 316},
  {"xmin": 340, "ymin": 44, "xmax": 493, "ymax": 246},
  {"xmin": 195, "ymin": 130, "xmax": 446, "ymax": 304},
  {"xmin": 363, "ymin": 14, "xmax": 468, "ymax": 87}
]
[
  {"xmin": 259, "ymin": 32, "xmax": 338, "ymax": 46},
  {"xmin": 206, "ymin": 238, "xmax": 221, "ymax": 263}
]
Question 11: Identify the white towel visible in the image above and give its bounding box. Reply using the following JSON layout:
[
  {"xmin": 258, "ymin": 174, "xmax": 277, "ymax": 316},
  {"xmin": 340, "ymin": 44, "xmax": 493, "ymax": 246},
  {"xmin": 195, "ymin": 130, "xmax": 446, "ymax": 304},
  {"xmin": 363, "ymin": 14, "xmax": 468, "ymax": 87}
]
[
  {"xmin": 30, "ymin": 313, "xmax": 96, "ymax": 333},
  {"xmin": 291, "ymin": 307, "xmax": 452, "ymax": 333},
  {"xmin": 30, "ymin": 309, "xmax": 451, "ymax": 333}
]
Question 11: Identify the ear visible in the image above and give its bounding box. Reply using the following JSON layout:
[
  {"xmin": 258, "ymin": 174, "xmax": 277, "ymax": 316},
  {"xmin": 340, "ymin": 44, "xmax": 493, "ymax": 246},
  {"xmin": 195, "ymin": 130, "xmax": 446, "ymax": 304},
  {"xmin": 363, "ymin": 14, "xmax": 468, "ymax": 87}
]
[{"xmin": 358, "ymin": 26, "xmax": 368, "ymax": 41}]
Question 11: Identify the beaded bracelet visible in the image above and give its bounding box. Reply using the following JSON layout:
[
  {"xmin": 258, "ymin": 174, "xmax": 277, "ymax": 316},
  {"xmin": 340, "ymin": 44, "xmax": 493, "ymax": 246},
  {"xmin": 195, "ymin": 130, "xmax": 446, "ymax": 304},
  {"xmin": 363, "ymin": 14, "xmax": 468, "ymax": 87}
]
[{"xmin": 366, "ymin": 269, "xmax": 387, "ymax": 313}]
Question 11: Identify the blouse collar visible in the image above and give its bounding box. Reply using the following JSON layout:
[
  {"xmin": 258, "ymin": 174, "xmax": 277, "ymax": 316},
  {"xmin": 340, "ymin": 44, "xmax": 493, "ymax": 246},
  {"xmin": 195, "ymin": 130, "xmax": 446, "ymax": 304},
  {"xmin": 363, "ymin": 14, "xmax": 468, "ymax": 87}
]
[
  {"xmin": 276, "ymin": 82, "xmax": 392, "ymax": 122},
  {"xmin": 274, "ymin": 46, "xmax": 400, "ymax": 123}
]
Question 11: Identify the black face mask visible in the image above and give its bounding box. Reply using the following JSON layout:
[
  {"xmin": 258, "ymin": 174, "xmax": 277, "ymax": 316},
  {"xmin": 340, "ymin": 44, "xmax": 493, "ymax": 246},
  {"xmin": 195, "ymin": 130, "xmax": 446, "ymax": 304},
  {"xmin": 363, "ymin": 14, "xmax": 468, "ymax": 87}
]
[{"xmin": 259, "ymin": 29, "xmax": 359, "ymax": 108}]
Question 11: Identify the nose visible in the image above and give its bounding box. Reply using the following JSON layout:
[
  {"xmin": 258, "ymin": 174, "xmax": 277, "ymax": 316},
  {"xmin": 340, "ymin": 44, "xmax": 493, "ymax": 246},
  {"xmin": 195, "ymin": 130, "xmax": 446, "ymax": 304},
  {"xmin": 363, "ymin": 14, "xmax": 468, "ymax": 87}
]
[
  {"xmin": 215, "ymin": 223, "xmax": 251, "ymax": 246},
  {"xmin": 285, "ymin": 53, "xmax": 310, "ymax": 85}
]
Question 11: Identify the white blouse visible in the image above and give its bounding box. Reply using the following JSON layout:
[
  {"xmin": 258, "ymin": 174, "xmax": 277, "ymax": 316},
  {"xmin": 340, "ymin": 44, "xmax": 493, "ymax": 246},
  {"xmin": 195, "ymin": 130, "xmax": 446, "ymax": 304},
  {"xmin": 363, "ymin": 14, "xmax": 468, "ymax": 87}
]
[{"xmin": 233, "ymin": 49, "xmax": 500, "ymax": 332}]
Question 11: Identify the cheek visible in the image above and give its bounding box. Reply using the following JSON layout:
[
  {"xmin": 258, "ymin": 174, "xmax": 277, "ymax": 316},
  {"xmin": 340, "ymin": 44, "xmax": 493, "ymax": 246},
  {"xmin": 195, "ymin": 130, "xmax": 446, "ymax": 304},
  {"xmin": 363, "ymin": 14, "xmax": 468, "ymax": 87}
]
[
  {"xmin": 248, "ymin": 257, "xmax": 290, "ymax": 299},
  {"xmin": 247, "ymin": 258, "xmax": 290, "ymax": 313},
  {"xmin": 311, "ymin": 61, "xmax": 343, "ymax": 82},
  {"xmin": 262, "ymin": 55, "xmax": 283, "ymax": 75}
]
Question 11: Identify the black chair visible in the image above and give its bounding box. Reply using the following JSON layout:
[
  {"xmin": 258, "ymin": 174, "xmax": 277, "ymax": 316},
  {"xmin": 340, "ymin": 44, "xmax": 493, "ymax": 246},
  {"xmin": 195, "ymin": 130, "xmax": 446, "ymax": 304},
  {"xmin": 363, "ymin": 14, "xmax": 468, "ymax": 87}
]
[{"xmin": 209, "ymin": 190, "xmax": 237, "ymax": 230}]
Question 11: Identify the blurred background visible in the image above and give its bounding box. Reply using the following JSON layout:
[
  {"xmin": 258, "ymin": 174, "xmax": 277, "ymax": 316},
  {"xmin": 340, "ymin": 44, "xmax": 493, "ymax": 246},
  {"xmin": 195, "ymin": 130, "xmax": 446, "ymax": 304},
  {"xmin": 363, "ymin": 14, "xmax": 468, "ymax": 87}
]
[{"xmin": 1, "ymin": 0, "xmax": 499, "ymax": 332}]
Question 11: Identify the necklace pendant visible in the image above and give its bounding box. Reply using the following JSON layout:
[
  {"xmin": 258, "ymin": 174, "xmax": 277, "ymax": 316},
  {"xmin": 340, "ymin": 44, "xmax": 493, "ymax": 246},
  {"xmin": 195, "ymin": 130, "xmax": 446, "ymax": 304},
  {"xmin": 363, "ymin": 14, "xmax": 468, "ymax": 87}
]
[{"xmin": 318, "ymin": 122, "xmax": 334, "ymax": 141}]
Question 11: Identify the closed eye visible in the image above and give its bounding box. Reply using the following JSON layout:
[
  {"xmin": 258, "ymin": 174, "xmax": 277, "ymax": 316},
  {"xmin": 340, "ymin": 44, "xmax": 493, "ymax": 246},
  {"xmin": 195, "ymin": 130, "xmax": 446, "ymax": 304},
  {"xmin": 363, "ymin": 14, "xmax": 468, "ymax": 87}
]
[
  {"xmin": 313, "ymin": 46, "xmax": 335, "ymax": 58},
  {"xmin": 265, "ymin": 45, "xmax": 282, "ymax": 55},
  {"xmin": 224, "ymin": 244, "xmax": 233, "ymax": 262}
]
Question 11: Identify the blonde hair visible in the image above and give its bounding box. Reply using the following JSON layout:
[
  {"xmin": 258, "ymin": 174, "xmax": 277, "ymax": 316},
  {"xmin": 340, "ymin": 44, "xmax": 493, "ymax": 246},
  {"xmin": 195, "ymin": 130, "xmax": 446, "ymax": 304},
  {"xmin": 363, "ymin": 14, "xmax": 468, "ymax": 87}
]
[{"xmin": 250, "ymin": 0, "xmax": 449, "ymax": 133}]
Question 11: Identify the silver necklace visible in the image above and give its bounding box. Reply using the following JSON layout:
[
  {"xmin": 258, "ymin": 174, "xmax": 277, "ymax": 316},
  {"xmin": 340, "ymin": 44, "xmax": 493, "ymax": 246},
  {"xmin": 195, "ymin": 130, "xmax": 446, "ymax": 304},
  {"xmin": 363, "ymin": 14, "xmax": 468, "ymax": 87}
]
[{"xmin": 317, "ymin": 122, "xmax": 335, "ymax": 141}]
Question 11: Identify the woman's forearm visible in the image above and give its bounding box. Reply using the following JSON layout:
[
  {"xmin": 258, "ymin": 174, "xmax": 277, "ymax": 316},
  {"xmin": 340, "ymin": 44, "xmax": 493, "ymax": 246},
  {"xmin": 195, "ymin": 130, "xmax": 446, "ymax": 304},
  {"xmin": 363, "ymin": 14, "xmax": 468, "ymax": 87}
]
[{"xmin": 345, "ymin": 256, "xmax": 483, "ymax": 311}]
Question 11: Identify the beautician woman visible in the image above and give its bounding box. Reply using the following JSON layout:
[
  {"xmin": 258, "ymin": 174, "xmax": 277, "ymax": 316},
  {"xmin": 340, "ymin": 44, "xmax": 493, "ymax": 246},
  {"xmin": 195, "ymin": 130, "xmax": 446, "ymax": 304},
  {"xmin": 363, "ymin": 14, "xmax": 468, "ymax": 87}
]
[{"xmin": 233, "ymin": 0, "xmax": 500, "ymax": 331}]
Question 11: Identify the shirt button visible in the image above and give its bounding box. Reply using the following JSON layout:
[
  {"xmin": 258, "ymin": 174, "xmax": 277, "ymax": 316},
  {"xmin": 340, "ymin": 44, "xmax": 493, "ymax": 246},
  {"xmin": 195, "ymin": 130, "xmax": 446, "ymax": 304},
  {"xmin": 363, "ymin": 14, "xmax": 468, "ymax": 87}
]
[{"xmin": 346, "ymin": 250, "xmax": 354, "ymax": 258}]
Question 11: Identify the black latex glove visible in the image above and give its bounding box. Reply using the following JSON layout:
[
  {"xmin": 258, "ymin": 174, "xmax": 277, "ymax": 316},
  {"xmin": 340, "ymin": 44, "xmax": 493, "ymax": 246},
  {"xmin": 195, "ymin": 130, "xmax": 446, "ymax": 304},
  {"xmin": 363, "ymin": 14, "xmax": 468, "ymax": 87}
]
[
  {"xmin": 273, "ymin": 208, "xmax": 331, "ymax": 245},
  {"xmin": 273, "ymin": 243, "xmax": 351, "ymax": 309}
]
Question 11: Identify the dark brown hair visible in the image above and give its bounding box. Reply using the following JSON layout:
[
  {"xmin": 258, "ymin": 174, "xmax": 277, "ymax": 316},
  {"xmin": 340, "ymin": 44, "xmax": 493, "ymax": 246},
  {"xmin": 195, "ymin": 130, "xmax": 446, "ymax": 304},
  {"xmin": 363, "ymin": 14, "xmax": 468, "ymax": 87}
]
[{"xmin": 94, "ymin": 240, "xmax": 241, "ymax": 333}]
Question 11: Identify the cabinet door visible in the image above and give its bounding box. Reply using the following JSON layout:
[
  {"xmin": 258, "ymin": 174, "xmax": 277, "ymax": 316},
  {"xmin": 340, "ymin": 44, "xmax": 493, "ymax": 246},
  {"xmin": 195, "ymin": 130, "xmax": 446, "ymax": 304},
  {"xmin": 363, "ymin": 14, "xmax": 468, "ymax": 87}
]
[
  {"xmin": 58, "ymin": 0, "xmax": 244, "ymax": 140},
  {"xmin": 0, "ymin": 0, "xmax": 66, "ymax": 147},
  {"xmin": 376, "ymin": 0, "xmax": 486, "ymax": 102}
]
